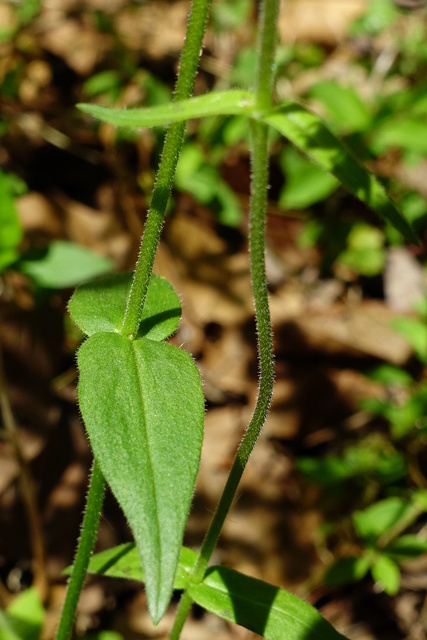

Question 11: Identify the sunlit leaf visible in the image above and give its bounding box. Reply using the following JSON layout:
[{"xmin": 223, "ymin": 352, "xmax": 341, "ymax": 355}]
[
  {"xmin": 69, "ymin": 272, "xmax": 181, "ymax": 340},
  {"xmin": 16, "ymin": 240, "xmax": 112, "ymax": 289},
  {"xmin": 77, "ymin": 333, "xmax": 204, "ymax": 622},
  {"xmin": 309, "ymin": 81, "xmax": 371, "ymax": 133},
  {"xmin": 371, "ymin": 117, "xmax": 427, "ymax": 155},
  {"xmin": 189, "ymin": 566, "xmax": 348, "ymax": 640},
  {"xmin": 392, "ymin": 317, "xmax": 427, "ymax": 364},
  {"xmin": 367, "ymin": 364, "xmax": 413, "ymax": 387},
  {"xmin": 371, "ymin": 554, "xmax": 400, "ymax": 595},
  {"xmin": 261, "ymin": 102, "xmax": 417, "ymax": 243},
  {"xmin": 0, "ymin": 588, "xmax": 44, "ymax": 640},
  {"xmin": 78, "ymin": 90, "xmax": 254, "ymax": 128},
  {"xmin": 279, "ymin": 146, "xmax": 338, "ymax": 209},
  {"xmin": 353, "ymin": 497, "xmax": 412, "ymax": 542},
  {"xmin": 386, "ymin": 534, "xmax": 427, "ymax": 560},
  {"xmin": 86, "ymin": 543, "xmax": 198, "ymax": 590},
  {"xmin": 0, "ymin": 169, "xmax": 23, "ymax": 273}
]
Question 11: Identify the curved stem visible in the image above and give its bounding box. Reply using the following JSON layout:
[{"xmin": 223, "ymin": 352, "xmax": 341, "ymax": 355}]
[
  {"xmin": 121, "ymin": 0, "xmax": 211, "ymax": 340},
  {"xmin": 55, "ymin": 459, "xmax": 105, "ymax": 640},
  {"xmin": 170, "ymin": 2, "xmax": 279, "ymax": 635},
  {"xmin": 190, "ymin": 117, "xmax": 274, "ymax": 583}
]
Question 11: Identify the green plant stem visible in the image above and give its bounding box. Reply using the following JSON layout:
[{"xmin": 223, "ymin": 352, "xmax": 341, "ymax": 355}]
[
  {"xmin": 190, "ymin": 123, "xmax": 274, "ymax": 585},
  {"xmin": 169, "ymin": 2, "xmax": 278, "ymax": 637},
  {"xmin": 121, "ymin": 0, "xmax": 211, "ymax": 340},
  {"xmin": 192, "ymin": 0, "xmax": 277, "ymax": 584},
  {"xmin": 169, "ymin": 591, "xmax": 194, "ymax": 640},
  {"xmin": 57, "ymin": 2, "xmax": 211, "ymax": 636},
  {"xmin": 55, "ymin": 459, "xmax": 105, "ymax": 640},
  {"xmin": 254, "ymin": 0, "xmax": 279, "ymax": 111}
]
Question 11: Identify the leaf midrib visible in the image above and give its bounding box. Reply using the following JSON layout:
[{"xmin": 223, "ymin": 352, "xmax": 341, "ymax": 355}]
[{"xmin": 130, "ymin": 338, "xmax": 162, "ymax": 605}]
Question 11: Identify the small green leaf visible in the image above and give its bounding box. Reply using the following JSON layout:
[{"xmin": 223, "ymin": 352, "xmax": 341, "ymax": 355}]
[
  {"xmin": 371, "ymin": 555, "xmax": 400, "ymax": 595},
  {"xmin": 69, "ymin": 272, "xmax": 181, "ymax": 340},
  {"xmin": 353, "ymin": 497, "xmax": 411, "ymax": 542},
  {"xmin": 78, "ymin": 90, "xmax": 254, "ymax": 128},
  {"xmin": 189, "ymin": 566, "xmax": 347, "ymax": 640},
  {"xmin": 82, "ymin": 70, "xmax": 122, "ymax": 99},
  {"xmin": 324, "ymin": 556, "xmax": 371, "ymax": 587},
  {"xmin": 86, "ymin": 543, "xmax": 198, "ymax": 590},
  {"xmin": 298, "ymin": 443, "xmax": 406, "ymax": 487},
  {"xmin": 367, "ymin": 364, "xmax": 413, "ymax": 387},
  {"xmin": 261, "ymin": 102, "xmax": 417, "ymax": 243},
  {"xmin": 0, "ymin": 170, "xmax": 23, "ymax": 273},
  {"xmin": 386, "ymin": 534, "xmax": 427, "ymax": 560},
  {"xmin": 16, "ymin": 240, "xmax": 112, "ymax": 289},
  {"xmin": 0, "ymin": 588, "xmax": 44, "ymax": 640},
  {"xmin": 371, "ymin": 117, "xmax": 427, "ymax": 155},
  {"xmin": 413, "ymin": 489, "xmax": 427, "ymax": 511},
  {"xmin": 279, "ymin": 146, "xmax": 339, "ymax": 209},
  {"xmin": 309, "ymin": 81, "xmax": 371, "ymax": 134},
  {"xmin": 350, "ymin": 0, "xmax": 398, "ymax": 36},
  {"xmin": 77, "ymin": 333, "xmax": 204, "ymax": 623},
  {"xmin": 392, "ymin": 317, "xmax": 427, "ymax": 364},
  {"xmin": 338, "ymin": 223, "xmax": 385, "ymax": 277}
]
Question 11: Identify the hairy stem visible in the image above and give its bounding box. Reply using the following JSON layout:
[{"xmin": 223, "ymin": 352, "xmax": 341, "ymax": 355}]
[
  {"xmin": 191, "ymin": 0, "xmax": 278, "ymax": 584},
  {"xmin": 190, "ymin": 120, "xmax": 275, "ymax": 585},
  {"xmin": 169, "ymin": 2, "xmax": 279, "ymax": 636},
  {"xmin": 55, "ymin": 459, "xmax": 105, "ymax": 640},
  {"xmin": 0, "ymin": 344, "xmax": 49, "ymax": 602},
  {"xmin": 121, "ymin": 0, "xmax": 211, "ymax": 340},
  {"xmin": 56, "ymin": 1, "xmax": 211, "ymax": 637},
  {"xmin": 169, "ymin": 591, "xmax": 194, "ymax": 640}
]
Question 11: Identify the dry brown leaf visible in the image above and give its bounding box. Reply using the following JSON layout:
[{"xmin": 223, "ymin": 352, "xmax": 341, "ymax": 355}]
[{"xmin": 279, "ymin": 0, "xmax": 367, "ymax": 44}]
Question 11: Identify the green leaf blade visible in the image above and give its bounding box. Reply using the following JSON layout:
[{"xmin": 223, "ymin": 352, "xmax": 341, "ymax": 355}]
[
  {"xmin": 77, "ymin": 333, "xmax": 204, "ymax": 622},
  {"xmin": 386, "ymin": 534, "xmax": 427, "ymax": 560},
  {"xmin": 262, "ymin": 102, "xmax": 417, "ymax": 243},
  {"xmin": 16, "ymin": 240, "xmax": 112, "ymax": 289},
  {"xmin": 353, "ymin": 497, "xmax": 412, "ymax": 542},
  {"xmin": 78, "ymin": 90, "xmax": 254, "ymax": 129},
  {"xmin": 86, "ymin": 543, "xmax": 198, "ymax": 590},
  {"xmin": 324, "ymin": 556, "xmax": 371, "ymax": 588},
  {"xmin": 371, "ymin": 554, "xmax": 400, "ymax": 596},
  {"xmin": 69, "ymin": 272, "xmax": 181, "ymax": 340},
  {"xmin": 189, "ymin": 566, "xmax": 348, "ymax": 640},
  {"xmin": 0, "ymin": 169, "xmax": 23, "ymax": 273},
  {"xmin": 0, "ymin": 588, "xmax": 44, "ymax": 640},
  {"xmin": 279, "ymin": 146, "xmax": 339, "ymax": 210}
]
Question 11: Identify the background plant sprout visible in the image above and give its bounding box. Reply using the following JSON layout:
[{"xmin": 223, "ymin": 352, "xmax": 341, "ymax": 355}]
[{"xmin": 54, "ymin": 0, "xmax": 416, "ymax": 639}]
